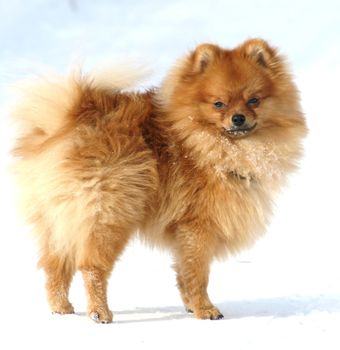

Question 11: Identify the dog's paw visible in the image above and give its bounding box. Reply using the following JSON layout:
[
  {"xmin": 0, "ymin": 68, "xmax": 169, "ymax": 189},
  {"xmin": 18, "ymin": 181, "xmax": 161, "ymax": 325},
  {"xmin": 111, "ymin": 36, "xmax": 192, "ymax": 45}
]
[
  {"xmin": 51, "ymin": 303, "xmax": 75, "ymax": 315},
  {"xmin": 194, "ymin": 306, "xmax": 224, "ymax": 320},
  {"xmin": 89, "ymin": 309, "xmax": 113, "ymax": 324}
]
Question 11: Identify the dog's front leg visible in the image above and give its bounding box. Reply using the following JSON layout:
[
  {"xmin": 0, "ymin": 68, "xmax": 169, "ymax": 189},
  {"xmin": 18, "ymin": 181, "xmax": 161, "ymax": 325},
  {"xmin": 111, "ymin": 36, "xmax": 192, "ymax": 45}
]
[{"xmin": 172, "ymin": 225, "xmax": 224, "ymax": 320}]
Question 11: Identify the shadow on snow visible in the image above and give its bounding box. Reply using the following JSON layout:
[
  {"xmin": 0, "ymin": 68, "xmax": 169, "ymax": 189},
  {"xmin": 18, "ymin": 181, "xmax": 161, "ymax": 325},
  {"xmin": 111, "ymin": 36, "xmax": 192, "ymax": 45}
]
[{"xmin": 73, "ymin": 294, "xmax": 340, "ymax": 324}]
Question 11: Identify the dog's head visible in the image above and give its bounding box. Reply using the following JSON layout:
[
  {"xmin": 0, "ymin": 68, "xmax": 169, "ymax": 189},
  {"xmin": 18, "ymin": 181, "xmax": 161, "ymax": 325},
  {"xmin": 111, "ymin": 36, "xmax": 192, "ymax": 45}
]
[
  {"xmin": 159, "ymin": 39, "xmax": 306, "ymax": 142},
  {"xmin": 158, "ymin": 39, "xmax": 307, "ymax": 181}
]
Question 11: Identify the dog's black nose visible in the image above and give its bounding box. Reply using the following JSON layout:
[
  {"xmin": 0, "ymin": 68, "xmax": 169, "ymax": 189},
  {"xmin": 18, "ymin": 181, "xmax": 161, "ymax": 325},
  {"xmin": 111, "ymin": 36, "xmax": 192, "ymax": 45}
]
[{"xmin": 232, "ymin": 114, "xmax": 246, "ymax": 127}]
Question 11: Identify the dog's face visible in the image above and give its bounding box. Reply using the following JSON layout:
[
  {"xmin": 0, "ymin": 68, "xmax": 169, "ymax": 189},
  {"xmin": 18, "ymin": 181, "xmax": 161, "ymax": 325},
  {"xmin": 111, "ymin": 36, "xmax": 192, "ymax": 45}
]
[
  {"xmin": 157, "ymin": 39, "xmax": 307, "ymax": 180},
  {"xmin": 160, "ymin": 39, "xmax": 306, "ymax": 143},
  {"xmin": 189, "ymin": 46, "xmax": 273, "ymax": 138}
]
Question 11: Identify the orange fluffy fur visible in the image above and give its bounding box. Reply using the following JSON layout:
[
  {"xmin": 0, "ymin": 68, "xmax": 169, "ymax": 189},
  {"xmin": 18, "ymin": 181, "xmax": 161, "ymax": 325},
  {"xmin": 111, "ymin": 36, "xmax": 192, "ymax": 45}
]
[{"xmin": 12, "ymin": 39, "xmax": 307, "ymax": 322}]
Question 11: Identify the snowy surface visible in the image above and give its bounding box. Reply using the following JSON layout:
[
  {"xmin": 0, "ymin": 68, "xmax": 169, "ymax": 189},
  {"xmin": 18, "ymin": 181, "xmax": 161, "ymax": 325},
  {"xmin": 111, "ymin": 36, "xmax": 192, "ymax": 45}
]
[{"xmin": 0, "ymin": 1, "xmax": 339, "ymax": 349}]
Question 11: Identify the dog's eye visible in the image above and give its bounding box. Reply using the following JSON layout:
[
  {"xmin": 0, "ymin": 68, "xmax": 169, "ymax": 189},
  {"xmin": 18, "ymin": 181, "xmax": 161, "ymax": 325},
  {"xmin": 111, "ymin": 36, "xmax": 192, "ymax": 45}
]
[
  {"xmin": 214, "ymin": 101, "xmax": 225, "ymax": 109},
  {"xmin": 247, "ymin": 97, "xmax": 260, "ymax": 105}
]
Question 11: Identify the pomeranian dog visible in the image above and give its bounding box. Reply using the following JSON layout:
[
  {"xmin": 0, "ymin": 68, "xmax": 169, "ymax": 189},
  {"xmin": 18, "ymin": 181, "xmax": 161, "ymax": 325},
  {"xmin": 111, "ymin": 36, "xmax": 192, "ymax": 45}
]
[{"xmin": 12, "ymin": 39, "xmax": 307, "ymax": 322}]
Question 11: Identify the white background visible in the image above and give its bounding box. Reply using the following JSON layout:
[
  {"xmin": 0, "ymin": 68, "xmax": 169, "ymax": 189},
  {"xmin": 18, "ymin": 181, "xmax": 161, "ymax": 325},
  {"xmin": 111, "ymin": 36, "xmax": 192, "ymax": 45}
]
[{"xmin": 0, "ymin": 1, "xmax": 339, "ymax": 349}]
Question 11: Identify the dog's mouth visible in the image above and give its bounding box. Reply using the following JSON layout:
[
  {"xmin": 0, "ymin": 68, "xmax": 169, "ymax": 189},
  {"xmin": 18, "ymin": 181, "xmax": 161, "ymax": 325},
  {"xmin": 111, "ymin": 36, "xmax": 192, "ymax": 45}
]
[{"xmin": 223, "ymin": 123, "xmax": 257, "ymax": 137}]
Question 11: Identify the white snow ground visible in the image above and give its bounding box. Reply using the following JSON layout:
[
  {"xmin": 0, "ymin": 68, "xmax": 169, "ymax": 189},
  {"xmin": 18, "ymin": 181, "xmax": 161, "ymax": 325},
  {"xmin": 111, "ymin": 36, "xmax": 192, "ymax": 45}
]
[{"xmin": 0, "ymin": 1, "xmax": 340, "ymax": 349}]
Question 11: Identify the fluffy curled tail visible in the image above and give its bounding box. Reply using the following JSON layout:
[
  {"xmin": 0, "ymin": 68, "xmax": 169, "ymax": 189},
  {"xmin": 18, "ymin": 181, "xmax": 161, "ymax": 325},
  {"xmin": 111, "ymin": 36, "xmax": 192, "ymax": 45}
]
[{"xmin": 11, "ymin": 64, "xmax": 151, "ymax": 150}]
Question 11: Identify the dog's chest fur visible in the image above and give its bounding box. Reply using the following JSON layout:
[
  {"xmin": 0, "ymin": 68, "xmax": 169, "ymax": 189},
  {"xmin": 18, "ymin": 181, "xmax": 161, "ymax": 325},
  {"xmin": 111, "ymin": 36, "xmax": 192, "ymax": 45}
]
[{"xmin": 146, "ymin": 150, "xmax": 273, "ymax": 255}]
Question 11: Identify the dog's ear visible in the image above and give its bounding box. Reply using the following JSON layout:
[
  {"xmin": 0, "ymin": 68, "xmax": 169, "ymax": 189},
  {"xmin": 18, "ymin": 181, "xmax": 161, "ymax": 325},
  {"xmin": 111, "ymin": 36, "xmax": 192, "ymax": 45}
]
[
  {"xmin": 191, "ymin": 43, "xmax": 219, "ymax": 73},
  {"xmin": 240, "ymin": 38, "xmax": 278, "ymax": 69}
]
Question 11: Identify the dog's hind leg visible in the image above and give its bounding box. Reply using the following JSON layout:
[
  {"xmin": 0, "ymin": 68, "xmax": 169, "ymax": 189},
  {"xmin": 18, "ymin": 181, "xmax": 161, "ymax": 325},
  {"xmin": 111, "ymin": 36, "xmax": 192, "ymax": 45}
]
[
  {"xmin": 39, "ymin": 251, "xmax": 76, "ymax": 315},
  {"xmin": 78, "ymin": 225, "xmax": 132, "ymax": 324}
]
